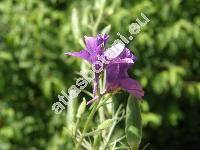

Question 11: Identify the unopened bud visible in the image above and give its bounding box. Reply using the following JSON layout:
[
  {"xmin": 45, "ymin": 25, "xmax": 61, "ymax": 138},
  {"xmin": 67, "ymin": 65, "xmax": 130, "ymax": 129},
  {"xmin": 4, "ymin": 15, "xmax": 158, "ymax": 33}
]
[
  {"xmin": 76, "ymin": 98, "xmax": 86, "ymax": 118},
  {"xmin": 98, "ymin": 119, "xmax": 113, "ymax": 130}
]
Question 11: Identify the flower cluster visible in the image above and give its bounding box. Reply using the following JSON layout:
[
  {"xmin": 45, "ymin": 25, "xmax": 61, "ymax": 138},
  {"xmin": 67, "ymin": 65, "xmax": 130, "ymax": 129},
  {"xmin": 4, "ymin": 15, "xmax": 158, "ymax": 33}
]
[{"xmin": 65, "ymin": 34, "xmax": 144, "ymax": 101}]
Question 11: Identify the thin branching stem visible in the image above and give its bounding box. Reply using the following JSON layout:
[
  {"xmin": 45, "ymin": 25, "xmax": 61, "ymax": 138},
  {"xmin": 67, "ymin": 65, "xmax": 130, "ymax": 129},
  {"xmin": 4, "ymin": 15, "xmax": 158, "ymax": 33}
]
[
  {"xmin": 102, "ymin": 105, "xmax": 123, "ymax": 149},
  {"xmin": 76, "ymin": 100, "xmax": 99, "ymax": 150}
]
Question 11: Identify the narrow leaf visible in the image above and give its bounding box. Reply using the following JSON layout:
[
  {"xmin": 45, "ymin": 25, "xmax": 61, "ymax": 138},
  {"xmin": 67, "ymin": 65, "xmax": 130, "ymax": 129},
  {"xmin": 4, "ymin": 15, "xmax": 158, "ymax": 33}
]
[{"xmin": 71, "ymin": 8, "xmax": 81, "ymax": 42}]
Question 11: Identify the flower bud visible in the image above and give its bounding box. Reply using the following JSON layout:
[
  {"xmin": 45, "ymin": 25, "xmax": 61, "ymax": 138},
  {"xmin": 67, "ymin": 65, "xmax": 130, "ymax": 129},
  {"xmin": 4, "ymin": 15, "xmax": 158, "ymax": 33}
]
[
  {"xmin": 98, "ymin": 119, "xmax": 113, "ymax": 130},
  {"xmin": 76, "ymin": 98, "xmax": 86, "ymax": 118}
]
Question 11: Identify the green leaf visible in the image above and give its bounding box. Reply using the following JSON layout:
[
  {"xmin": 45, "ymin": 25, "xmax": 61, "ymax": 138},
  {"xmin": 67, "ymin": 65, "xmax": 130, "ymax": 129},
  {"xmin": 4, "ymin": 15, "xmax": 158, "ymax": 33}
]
[
  {"xmin": 71, "ymin": 8, "xmax": 83, "ymax": 46},
  {"xmin": 42, "ymin": 79, "xmax": 52, "ymax": 98},
  {"xmin": 125, "ymin": 95, "xmax": 142, "ymax": 149},
  {"xmin": 0, "ymin": 51, "xmax": 13, "ymax": 61}
]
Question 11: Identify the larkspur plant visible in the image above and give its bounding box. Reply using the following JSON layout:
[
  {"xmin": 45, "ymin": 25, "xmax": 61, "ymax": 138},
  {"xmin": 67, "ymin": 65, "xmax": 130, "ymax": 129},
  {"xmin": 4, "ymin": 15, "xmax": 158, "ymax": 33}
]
[
  {"xmin": 65, "ymin": 34, "xmax": 144, "ymax": 150},
  {"xmin": 52, "ymin": 12, "xmax": 149, "ymax": 115}
]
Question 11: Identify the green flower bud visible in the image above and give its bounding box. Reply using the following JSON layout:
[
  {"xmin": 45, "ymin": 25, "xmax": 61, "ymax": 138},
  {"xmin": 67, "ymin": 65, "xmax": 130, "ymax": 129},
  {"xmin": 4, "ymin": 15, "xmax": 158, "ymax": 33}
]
[
  {"xmin": 98, "ymin": 119, "xmax": 113, "ymax": 130},
  {"xmin": 76, "ymin": 98, "xmax": 86, "ymax": 118}
]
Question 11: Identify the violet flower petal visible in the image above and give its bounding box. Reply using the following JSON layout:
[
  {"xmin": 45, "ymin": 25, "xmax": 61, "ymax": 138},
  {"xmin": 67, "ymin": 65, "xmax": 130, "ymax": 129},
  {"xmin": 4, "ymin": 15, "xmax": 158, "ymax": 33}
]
[
  {"xmin": 120, "ymin": 78, "xmax": 144, "ymax": 98},
  {"xmin": 65, "ymin": 50, "xmax": 91, "ymax": 62},
  {"xmin": 106, "ymin": 64, "xmax": 120, "ymax": 91}
]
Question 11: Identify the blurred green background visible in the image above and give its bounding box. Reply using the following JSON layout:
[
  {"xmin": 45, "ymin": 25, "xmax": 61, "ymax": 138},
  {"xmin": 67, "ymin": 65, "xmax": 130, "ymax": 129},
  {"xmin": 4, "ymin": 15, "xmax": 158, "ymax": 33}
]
[{"xmin": 0, "ymin": 0, "xmax": 199, "ymax": 149}]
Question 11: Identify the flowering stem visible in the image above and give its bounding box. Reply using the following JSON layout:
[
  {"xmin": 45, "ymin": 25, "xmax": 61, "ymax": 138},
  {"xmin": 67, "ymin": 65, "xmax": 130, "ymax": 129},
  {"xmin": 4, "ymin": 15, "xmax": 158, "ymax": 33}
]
[{"xmin": 76, "ymin": 101, "xmax": 99, "ymax": 150}]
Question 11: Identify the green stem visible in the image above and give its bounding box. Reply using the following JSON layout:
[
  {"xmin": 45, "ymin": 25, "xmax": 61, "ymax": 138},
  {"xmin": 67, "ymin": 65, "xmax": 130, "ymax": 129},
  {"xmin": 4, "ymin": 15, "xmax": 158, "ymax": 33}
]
[
  {"xmin": 76, "ymin": 101, "xmax": 99, "ymax": 150},
  {"xmin": 74, "ymin": 118, "xmax": 80, "ymax": 137},
  {"xmin": 102, "ymin": 120, "xmax": 117, "ymax": 150},
  {"xmin": 102, "ymin": 105, "xmax": 122, "ymax": 149},
  {"xmin": 93, "ymin": 133, "xmax": 100, "ymax": 150}
]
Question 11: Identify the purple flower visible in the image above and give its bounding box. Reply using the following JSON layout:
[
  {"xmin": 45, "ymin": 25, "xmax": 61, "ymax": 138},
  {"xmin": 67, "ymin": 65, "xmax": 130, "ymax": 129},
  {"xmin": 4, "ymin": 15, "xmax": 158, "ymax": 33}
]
[
  {"xmin": 65, "ymin": 34, "xmax": 109, "ymax": 96},
  {"xmin": 65, "ymin": 34, "xmax": 109, "ymax": 63},
  {"xmin": 105, "ymin": 48, "xmax": 144, "ymax": 99},
  {"xmin": 65, "ymin": 34, "xmax": 144, "ymax": 99}
]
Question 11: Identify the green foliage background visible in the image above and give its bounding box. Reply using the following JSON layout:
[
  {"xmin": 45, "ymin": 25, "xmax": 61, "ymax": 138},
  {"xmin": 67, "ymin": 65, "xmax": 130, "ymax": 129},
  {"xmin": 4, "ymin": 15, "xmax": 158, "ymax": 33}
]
[{"xmin": 0, "ymin": 0, "xmax": 199, "ymax": 149}]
